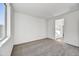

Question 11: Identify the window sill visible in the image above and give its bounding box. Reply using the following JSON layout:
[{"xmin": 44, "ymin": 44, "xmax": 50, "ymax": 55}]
[{"xmin": 0, "ymin": 35, "xmax": 10, "ymax": 47}]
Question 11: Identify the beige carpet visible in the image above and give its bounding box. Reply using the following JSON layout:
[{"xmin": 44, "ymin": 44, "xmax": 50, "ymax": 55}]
[{"xmin": 11, "ymin": 38, "xmax": 79, "ymax": 56}]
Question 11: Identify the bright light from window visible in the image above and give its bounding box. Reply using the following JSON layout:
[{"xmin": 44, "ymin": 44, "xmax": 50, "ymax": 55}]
[{"xmin": 0, "ymin": 3, "xmax": 6, "ymax": 40}]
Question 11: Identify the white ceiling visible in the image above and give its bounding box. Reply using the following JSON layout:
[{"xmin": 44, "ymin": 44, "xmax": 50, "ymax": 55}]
[{"xmin": 12, "ymin": 3, "xmax": 79, "ymax": 19}]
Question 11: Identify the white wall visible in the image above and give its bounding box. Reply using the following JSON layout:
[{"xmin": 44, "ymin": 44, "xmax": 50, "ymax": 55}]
[
  {"xmin": 0, "ymin": 4, "xmax": 14, "ymax": 56},
  {"xmin": 64, "ymin": 10, "xmax": 79, "ymax": 46},
  {"xmin": 47, "ymin": 18, "xmax": 55, "ymax": 39},
  {"xmin": 14, "ymin": 12, "xmax": 47, "ymax": 45},
  {"xmin": 47, "ymin": 10, "xmax": 79, "ymax": 47}
]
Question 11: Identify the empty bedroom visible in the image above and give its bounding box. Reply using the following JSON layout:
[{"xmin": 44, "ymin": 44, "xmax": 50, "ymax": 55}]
[{"xmin": 0, "ymin": 3, "xmax": 79, "ymax": 56}]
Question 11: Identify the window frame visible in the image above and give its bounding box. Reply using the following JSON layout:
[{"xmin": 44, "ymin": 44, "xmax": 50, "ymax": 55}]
[
  {"xmin": 0, "ymin": 3, "xmax": 11, "ymax": 47},
  {"xmin": 0, "ymin": 3, "xmax": 7, "ymax": 41}
]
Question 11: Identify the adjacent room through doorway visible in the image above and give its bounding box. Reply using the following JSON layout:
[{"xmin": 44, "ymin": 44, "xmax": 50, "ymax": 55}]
[{"xmin": 55, "ymin": 18, "xmax": 64, "ymax": 42}]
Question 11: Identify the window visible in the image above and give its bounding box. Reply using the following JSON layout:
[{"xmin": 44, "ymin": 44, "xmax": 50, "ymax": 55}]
[
  {"xmin": 0, "ymin": 3, "xmax": 6, "ymax": 40},
  {"xmin": 0, "ymin": 3, "xmax": 11, "ymax": 47}
]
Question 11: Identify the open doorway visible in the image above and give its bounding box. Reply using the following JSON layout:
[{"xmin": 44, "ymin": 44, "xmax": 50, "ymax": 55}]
[{"xmin": 55, "ymin": 18, "xmax": 64, "ymax": 42}]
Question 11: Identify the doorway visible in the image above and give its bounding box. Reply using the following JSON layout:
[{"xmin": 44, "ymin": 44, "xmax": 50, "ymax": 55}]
[{"xmin": 55, "ymin": 18, "xmax": 64, "ymax": 41}]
